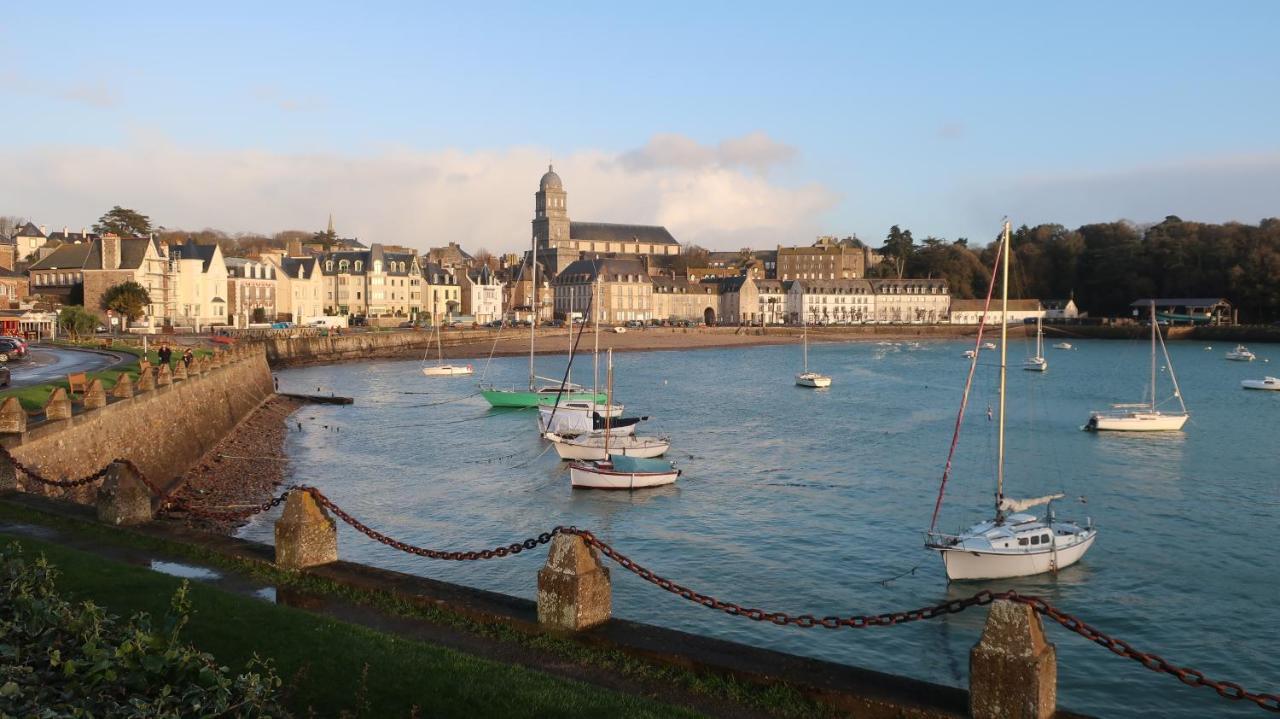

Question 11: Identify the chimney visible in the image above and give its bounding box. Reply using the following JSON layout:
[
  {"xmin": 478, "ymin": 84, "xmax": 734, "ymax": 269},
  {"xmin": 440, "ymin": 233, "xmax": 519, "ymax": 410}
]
[
  {"xmin": 38, "ymin": 224, "xmax": 47, "ymax": 236},
  {"xmin": 288, "ymin": 238, "xmax": 303, "ymax": 257},
  {"xmin": 102, "ymin": 233, "xmax": 121, "ymax": 270}
]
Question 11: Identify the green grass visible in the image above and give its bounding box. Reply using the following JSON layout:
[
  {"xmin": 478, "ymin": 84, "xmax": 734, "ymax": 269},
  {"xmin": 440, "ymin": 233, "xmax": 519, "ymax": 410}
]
[
  {"xmin": 0, "ymin": 341, "xmax": 216, "ymax": 411},
  {"xmin": 1, "ymin": 532, "xmax": 702, "ymax": 719},
  {"xmin": 0, "ymin": 500, "xmax": 831, "ymax": 718}
]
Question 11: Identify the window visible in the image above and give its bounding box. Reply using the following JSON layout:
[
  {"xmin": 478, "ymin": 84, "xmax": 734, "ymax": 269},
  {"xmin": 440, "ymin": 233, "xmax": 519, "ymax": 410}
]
[
  {"xmin": 355, "ymin": 261, "xmax": 363, "ymax": 272},
  {"xmin": 1018, "ymin": 537, "xmax": 1029, "ymax": 546},
  {"xmin": 1041, "ymin": 534, "xmax": 1050, "ymax": 544},
  {"xmin": 326, "ymin": 261, "xmax": 333, "ymax": 271},
  {"xmin": 1030, "ymin": 535, "xmax": 1040, "ymax": 545}
]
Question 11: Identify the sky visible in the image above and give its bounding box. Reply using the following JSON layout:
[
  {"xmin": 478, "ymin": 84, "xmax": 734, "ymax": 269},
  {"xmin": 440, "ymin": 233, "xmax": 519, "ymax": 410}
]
[{"xmin": 2, "ymin": 2, "xmax": 1278, "ymax": 253}]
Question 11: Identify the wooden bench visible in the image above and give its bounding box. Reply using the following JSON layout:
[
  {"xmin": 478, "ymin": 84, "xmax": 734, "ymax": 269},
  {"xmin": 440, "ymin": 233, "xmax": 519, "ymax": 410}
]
[{"xmin": 67, "ymin": 372, "xmax": 89, "ymax": 397}]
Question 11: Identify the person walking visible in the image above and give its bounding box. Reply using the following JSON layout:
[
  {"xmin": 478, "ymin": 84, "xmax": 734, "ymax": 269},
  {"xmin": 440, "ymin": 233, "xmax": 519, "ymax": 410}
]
[
  {"xmin": 182, "ymin": 348, "xmax": 194, "ymax": 369},
  {"xmin": 157, "ymin": 344, "xmax": 172, "ymax": 367}
]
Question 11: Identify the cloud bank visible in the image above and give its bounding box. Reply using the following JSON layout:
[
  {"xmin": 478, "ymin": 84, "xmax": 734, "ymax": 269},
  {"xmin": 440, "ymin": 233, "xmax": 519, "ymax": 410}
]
[{"xmin": 0, "ymin": 133, "xmax": 835, "ymax": 253}]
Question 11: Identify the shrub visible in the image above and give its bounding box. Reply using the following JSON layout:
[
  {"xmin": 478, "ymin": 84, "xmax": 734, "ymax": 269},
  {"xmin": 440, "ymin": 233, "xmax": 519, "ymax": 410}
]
[{"xmin": 0, "ymin": 543, "xmax": 288, "ymax": 717}]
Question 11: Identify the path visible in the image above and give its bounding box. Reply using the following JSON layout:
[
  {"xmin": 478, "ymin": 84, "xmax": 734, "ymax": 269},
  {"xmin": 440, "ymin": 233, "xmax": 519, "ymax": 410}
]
[{"xmin": 6, "ymin": 344, "xmax": 130, "ymax": 389}]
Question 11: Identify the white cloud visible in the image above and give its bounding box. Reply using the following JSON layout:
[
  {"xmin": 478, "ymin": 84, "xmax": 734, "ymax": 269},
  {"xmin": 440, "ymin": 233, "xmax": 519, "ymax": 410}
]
[
  {"xmin": 0, "ymin": 134, "xmax": 836, "ymax": 253},
  {"xmin": 618, "ymin": 131, "xmax": 798, "ymax": 175}
]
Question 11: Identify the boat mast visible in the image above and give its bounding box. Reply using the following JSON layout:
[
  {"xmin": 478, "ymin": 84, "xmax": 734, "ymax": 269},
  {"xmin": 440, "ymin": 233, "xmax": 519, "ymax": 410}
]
[
  {"xmin": 436, "ymin": 314, "xmax": 444, "ymax": 367},
  {"xmin": 603, "ymin": 348, "xmax": 613, "ymax": 458},
  {"xmin": 593, "ymin": 275, "xmax": 600, "ymax": 400},
  {"xmin": 529, "ymin": 234, "xmax": 537, "ymax": 390},
  {"xmin": 1154, "ymin": 304, "xmax": 1188, "ymax": 414},
  {"xmin": 802, "ymin": 317, "xmax": 808, "ymax": 372},
  {"xmin": 1150, "ymin": 304, "xmax": 1157, "ymax": 411},
  {"xmin": 1036, "ymin": 316, "xmax": 1043, "ymax": 359},
  {"xmin": 996, "ymin": 220, "xmax": 1010, "ymax": 518}
]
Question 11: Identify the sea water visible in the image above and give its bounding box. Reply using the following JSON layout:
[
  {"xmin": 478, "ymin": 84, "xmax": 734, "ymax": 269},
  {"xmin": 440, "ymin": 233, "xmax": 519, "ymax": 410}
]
[{"xmin": 241, "ymin": 338, "xmax": 1280, "ymax": 718}]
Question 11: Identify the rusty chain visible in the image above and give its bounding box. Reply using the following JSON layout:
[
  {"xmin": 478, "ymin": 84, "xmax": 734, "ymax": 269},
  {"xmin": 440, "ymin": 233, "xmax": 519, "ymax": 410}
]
[{"xmin": 0, "ymin": 450, "xmax": 1274, "ymax": 712}]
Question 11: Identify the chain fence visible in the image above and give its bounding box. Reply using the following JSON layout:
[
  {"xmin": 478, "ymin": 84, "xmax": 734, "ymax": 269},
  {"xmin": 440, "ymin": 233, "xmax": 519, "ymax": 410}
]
[{"xmin": 0, "ymin": 446, "xmax": 1276, "ymax": 713}]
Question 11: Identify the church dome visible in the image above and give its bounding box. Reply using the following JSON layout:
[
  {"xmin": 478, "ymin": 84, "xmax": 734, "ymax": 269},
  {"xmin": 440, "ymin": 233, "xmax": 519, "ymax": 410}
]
[{"xmin": 539, "ymin": 164, "xmax": 563, "ymax": 191}]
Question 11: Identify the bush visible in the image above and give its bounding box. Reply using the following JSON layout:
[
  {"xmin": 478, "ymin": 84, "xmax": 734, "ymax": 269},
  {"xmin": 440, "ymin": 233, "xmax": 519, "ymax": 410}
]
[{"xmin": 0, "ymin": 543, "xmax": 288, "ymax": 717}]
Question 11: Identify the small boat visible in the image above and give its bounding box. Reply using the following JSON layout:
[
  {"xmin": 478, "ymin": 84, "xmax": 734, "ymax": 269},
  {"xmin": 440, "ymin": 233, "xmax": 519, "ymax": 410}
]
[
  {"xmin": 1023, "ymin": 317, "xmax": 1048, "ymax": 372},
  {"xmin": 545, "ymin": 432, "xmax": 670, "ymax": 460},
  {"xmin": 568, "ymin": 349, "xmax": 678, "ymax": 489},
  {"xmin": 1225, "ymin": 345, "xmax": 1256, "ymax": 361},
  {"xmin": 982, "ymin": 341, "xmax": 997, "ymax": 350},
  {"xmin": 925, "ymin": 221, "xmax": 1095, "ymax": 581},
  {"xmin": 795, "ymin": 321, "xmax": 832, "ymax": 388},
  {"xmin": 569, "ymin": 454, "xmax": 681, "ymax": 489},
  {"xmin": 1053, "ymin": 342, "xmax": 1073, "ymax": 350},
  {"xmin": 1241, "ymin": 377, "xmax": 1280, "ymax": 391},
  {"xmin": 1085, "ymin": 303, "xmax": 1188, "ymax": 432},
  {"xmin": 963, "ymin": 349, "xmax": 977, "ymax": 359},
  {"xmin": 422, "ymin": 319, "xmax": 474, "ymax": 377}
]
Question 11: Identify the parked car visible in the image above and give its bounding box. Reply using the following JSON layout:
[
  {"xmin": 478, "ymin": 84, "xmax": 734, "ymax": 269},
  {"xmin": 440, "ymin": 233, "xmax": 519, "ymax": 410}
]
[
  {"xmin": 545, "ymin": 319, "xmax": 565, "ymax": 328},
  {"xmin": 0, "ymin": 338, "xmax": 28, "ymax": 363},
  {"xmin": 0, "ymin": 364, "xmax": 9, "ymax": 386},
  {"xmin": 625, "ymin": 320, "xmax": 645, "ymax": 329}
]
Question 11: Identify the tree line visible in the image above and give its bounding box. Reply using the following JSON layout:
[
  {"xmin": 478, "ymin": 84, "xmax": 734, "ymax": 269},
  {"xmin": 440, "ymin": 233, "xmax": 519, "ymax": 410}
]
[{"xmin": 871, "ymin": 216, "xmax": 1280, "ymax": 323}]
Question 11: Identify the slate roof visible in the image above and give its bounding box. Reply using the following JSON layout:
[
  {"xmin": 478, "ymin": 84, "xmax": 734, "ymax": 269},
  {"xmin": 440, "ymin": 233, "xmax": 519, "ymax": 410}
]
[
  {"xmin": 651, "ymin": 275, "xmax": 701, "ymax": 293},
  {"xmin": 12, "ymin": 222, "xmax": 45, "ymax": 238},
  {"xmin": 27, "ymin": 243, "xmax": 93, "ymax": 271},
  {"xmin": 553, "ymin": 257, "xmax": 651, "ymax": 285},
  {"xmin": 84, "ymin": 238, "xmax": 155, "ymax": 270},
  {"xmin": 570, "ymin": 222, "xmax": 678, "ymax": 246},
  {"xmin": 421, "ymin": 262, "xmax": 457, "ymax": 285},
  {"xmin": 172, "ymin": 240, "xmax": 219, "ymax": 271},
  {"xmin": 281, "ymin": 256, "xmax": 318, "ymax": 279},
  {"xmin": 47, "ymin": 230, "xmax": 99, "ymax": 243}
]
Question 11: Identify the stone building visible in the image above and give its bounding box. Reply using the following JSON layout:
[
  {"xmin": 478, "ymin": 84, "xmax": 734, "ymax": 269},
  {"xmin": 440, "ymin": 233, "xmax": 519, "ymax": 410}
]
[
  {"xmin": 786, "ymin": 279, "xmax": 875, "ymax": 324},
  {"xmin": 81, "ymin": 235, "xmax": 170, "ymax": 328},
  {"xmin": 867, "ymin": 278, "xmax": 950, "ymax": 323},
  {"xmin": 225, "ymin": 257, "xmax": 278, "ymax": 327},
  {"xmin": 651, "ymin": 275, "xmax": 718, "ymax": 324},
  {"xmin": 27, "ymin": 242, "xmax": 92, "ymax": 300},
  {"xmin": 421, "ymin": 263, "xmax": 461, "ymax": 324},
  {"xmin": 949, "ymin": 299, "xmax": 1044, "ymax": 325},
  {"xmin": 552, "ymin": 257, "xmax": 654, "ymax": 324},
  {"xmin": 530, "ymin": 166, "xmax": 681, "ymax": 274},
  {"xmin": 319, "ymin": 244, "xmax": 422, "ymax": 320},
  {"xmin": 0, "ymin": 268, "xmax": 28, "ymax": 307},
  {"xmin": 777, "ymin": 237, "xmax": 868, "ymax": 281}
]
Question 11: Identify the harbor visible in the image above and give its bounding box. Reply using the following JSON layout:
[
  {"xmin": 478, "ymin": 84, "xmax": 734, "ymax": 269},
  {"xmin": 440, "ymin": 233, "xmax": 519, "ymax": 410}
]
[{"xmin": 242, "ymin": 336, "xmax": 1279, "ymax": 718}]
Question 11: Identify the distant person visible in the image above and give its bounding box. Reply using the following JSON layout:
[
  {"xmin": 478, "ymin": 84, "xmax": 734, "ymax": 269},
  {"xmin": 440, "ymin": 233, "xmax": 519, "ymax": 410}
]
[
  {"xmin": 182, "ymin": 348, "xmax": 194, "ymax": 369},
  {"xmin": 157, "ymin": 344, "xmax": 172, "ymax": 367}
]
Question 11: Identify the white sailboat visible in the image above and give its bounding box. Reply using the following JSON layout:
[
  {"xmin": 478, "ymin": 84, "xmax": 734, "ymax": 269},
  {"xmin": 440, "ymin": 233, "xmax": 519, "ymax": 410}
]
[
  {"xmin": 421, "ymin": 319, "xmax": 474, "ymax": 377},
  {"xmin": 795, "ymin": 321, "xmax": 832, "ymax": 388},
  {"xmin": 1085, "ymin": 304, "xmax": 1188, "ymax": 432},
  {"xmin": 545, "ymin": 433, "xmax": 670, "ymax": 461},
  {"xmin": 1053, "ymin": 342, "xmax": 1073, "ymax": 350},
  {"xmin": 1241, "ymin": 377, "xmax": 1280, "ymax": 391},
  {"xmin": 568, "ymin": 349, "xmax": 679, "ymax": 489},
  {"xmin": 1225, "ymin": 345, "xmax": 1256, "ymax": 361},
  {"xmin": 1022, "ymin": 317, "xmax": 1047, "ymax": 372},
  {"xmin": 925, "ymin": 221, "xmax": 1096, "ymax": 581}
]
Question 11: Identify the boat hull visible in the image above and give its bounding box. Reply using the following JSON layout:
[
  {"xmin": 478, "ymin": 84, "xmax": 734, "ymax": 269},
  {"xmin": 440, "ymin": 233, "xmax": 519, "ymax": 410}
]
[
  {"xmin": 1226, "ymin": 354, "xmax": 1255, "ymax": 362},
  {"xmin": 1242, "ymin": 378, "xmax": 1280, "ymax": 391},
  {"xmin": 422, "ymin": 365, "xmax": 473, "ymax": 377},
  {"xmin": 481, "ymin": 389, "xmax": 606, "ymax": 408},
  {"xmin": 938, "ymin": 532, "xmax": 1096, "ymax": 580},
  {"xmin": 1022, "ymin": 358, "xmax": 1047, "ymax": 372},
  {"xmin": 549, "ymin": 436, "xmax": 670, "ymax": 461},
  {"xmin": 1086, "ymin": 411, "xmax": 1188, "ymax": 431},
  {"xmin": 796, "ymin": 373, "xmax": 831, "ymax": 388},
  {"xmin": 569, "ymin": 464, "xmax": 679, "ymax": 489}
]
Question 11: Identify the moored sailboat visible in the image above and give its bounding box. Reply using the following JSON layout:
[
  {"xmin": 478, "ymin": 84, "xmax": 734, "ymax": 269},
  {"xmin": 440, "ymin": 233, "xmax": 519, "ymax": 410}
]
[
  {"xmin": 1022, "ymin": 317, "xmax": 1047, "ymax": 372},
  {"xmin": 421, "ymin": 318, "xmax": 474, "ymax": 377},
  {"xmin": 1085, "ymin": 303, "xmax": 1188, "ymax": 432},
  {"xmin": 925, "ymin": 220, "xmax": 1096, "ymax": 581},
  {"xmin": 795, "ymin": 320, "xmax": 832, "ymax": 388}
]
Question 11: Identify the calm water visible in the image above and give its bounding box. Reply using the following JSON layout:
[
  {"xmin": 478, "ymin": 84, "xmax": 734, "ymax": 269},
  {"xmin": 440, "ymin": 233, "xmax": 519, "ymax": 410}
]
[{"xmin": 243, "ymin": 337, "xmax": 1280, "ymax": 718}]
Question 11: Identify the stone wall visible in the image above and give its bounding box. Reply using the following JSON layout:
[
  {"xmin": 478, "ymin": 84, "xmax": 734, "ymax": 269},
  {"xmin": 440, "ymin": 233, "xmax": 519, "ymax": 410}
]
[
  {"xmin": 262, "ymin": 328, "xmax": 495, "ymax": 367},
  {"xmin": 0, "ymin": 345, "xmax": 274, "ymax": 501}
]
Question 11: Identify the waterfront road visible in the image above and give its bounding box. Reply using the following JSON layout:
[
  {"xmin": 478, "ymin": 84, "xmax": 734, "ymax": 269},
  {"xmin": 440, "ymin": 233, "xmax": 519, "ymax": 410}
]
[{"xmin": 5, "ymin": 345, "xmax": 130, "ymax": 389}]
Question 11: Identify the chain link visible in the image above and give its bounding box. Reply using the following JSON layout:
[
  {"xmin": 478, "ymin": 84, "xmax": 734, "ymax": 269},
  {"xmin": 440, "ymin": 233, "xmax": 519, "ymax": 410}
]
[{"xmin": 162, "ymin": 486, "xmax": 296, "ymax": 522}]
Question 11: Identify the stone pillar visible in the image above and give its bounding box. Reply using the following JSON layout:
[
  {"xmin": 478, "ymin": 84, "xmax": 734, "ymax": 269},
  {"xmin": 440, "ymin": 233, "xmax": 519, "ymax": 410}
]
[
  {"xmin": 43, "ymin": 388, "xmax": 72, "ymax": 421},
  {"xmin": 970, "ymin": 599, "xmax": 1057, "ymax": 719},
  {"xmin": 274, "ymin": 490, "xmax": 337, "ymax": 570},
  {"xmin": 136, "ymin": 367, "xmax": 156, "ymax": 392},
  {"xmin": 537, "ymin": 533, "xmax": 611, "ymax": 630},
  {"xmin": 83, "ymin": 379, "xmax": 108, "ymax": 409},
  {"xmin": 0, "ymin": 446, "xmax": 17, "ymax": 492},
  {"xmin": 172, "ymin": 362, "xmax": 188, "ymax": 381},
  {"xmin": 112, "ymin": 373, "xmax": 135, "ymax": 399},
  {"xmin": 0, "ymin": 397, "xmax": 27, "ymax": 434},
  {"xmin": 96, "ymin": 461, "xmax": 153, "ymax": 525},
  {"xmin": 156, "ymin": 364, "xmax": 173, "ymax": 387},
  {"xmin": 189, "ymin": 357, "xmax": 204, "ymax": 376}
]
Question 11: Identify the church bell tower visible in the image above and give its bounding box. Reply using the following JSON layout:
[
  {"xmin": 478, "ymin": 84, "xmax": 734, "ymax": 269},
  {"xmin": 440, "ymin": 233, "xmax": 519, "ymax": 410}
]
[{"xmin": 532, "ymin": 164, "xmax": 570, "ymax": 250}]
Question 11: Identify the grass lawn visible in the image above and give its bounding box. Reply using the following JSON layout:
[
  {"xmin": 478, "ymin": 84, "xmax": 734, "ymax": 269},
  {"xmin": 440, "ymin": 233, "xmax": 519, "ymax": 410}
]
[
  {"xmin": 0, "ymin": 340, "xmax": 216, "ymax": 411},
  {"xmin": 1, "ymin": 532, "xmax": 702, "ymax": 719}
]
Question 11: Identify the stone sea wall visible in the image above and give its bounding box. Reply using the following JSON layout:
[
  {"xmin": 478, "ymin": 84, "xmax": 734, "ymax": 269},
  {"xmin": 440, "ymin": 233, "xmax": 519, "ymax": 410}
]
[
  {"xmin": 0, "ymin": 345, "xmax": 274, "ymax": 501},
  {"xmin": 262, "ymin": 328, "xmax": 494, "ymax": 367}
]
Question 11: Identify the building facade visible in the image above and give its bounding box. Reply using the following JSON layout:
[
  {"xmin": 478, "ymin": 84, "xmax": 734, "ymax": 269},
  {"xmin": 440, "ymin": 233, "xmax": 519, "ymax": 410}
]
[
  {"xmin": 225, "ymin": 257, "xmax": 278, "ymax": 327},
  {"xmin": 170, "ymin": 240, "xmax": 229, "ymax": 330},
  {"xmin": 777, "ymin": 237, "xmax": 866, "ymax": 281},
  {"xmin": 266, "ymin": 254, "xmax": 326, "ymax": 323},
  {"xmin": 421, "ymin": 263, "xmax": 461, "ymax": 324},
  {"xmin": 461, "ymin": 266, "xmax": 503, "ymax": 324},
  {"xmin": 651, "ymin": 276, "xmax": 718, "ymax": 324},
  {"xmin": 552, "ymin": 257, "xmax": 655, "ymax": 324},
  {"xmin": 786, "ymin": 279, "xmax": 875, "ymax": 324},
  {"xmin": 949, "ymin": 299, "xmax": 1043, "ymax": 325},
  {"xmin": 867, "ymin": 278, "xmax": 950, "ymax": 323}
]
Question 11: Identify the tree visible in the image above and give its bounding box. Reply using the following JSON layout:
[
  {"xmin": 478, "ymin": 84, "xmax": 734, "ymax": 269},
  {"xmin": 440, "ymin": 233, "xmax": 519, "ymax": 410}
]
[
  {"xmin": 67, "ymin": 282, "xmax": 84, "ymax": 307},
  {"xmin": 100, "ymin": 281, "xmax": 152, "ymax": 326},
  {"xmin": 671, "ymin": 244, "xmax": 711, "ymax": 275},
  {"xmin": 58, "ymin": 306, "xmax": 98, "ymax": 340},
  {"xmin": 881, "ymin": 225, "xmax": 915, "ymax": 279},
  {"xmin": 93, "ymin": 206, "xmax": 152, "ymax": 237},
  {"xmin": 252, "ymin": 307, "xmax": 268, "ymax": 324}
]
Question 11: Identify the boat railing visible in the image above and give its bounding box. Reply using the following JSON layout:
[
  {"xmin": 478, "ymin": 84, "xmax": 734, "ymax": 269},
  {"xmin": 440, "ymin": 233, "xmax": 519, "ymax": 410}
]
[{"xmin": 923, "ymin": 530, "xmax": 963, "ymax": 548}]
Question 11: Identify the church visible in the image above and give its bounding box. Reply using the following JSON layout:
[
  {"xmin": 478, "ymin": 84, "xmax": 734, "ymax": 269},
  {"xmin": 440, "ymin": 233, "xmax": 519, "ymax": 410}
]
[{"xmin": 530, "ymin": 165, "xmax": 681, "ymax": 275}]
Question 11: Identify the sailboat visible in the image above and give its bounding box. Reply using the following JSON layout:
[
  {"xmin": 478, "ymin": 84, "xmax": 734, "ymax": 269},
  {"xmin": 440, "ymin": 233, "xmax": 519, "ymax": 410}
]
[
  {"xmin": 795, "ymin": 320, "xmax": 832, "ymax": 388},
  {"xmin": 1084, "ymin": 303, "xmax": 1188, "ymax": 432},
  {"xmin": 925, "ymin": 221, "xmax": 1096, "ymax": 581},
  {"xmin": 421, "ymin": 319, "xmax": 474, "ymax": 377},
  {"xmin": 1022, "ymin": 317, "xmax": 1047, "ymax": 372},
  {"xmin": 568, "ymin": 349, "xmax": 679, "ymax": 489},
  {"xmin": 479, "ymin": 237, "xmax": 605, "ymax": 407}
]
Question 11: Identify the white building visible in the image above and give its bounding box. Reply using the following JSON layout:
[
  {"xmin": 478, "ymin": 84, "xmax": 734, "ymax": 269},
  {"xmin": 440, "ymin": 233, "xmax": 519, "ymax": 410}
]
[
  {"xmin": 170, "ymin": 239, "xmax": 229, "ymax": 330},
  {"xmin": 786, "ymin": 279, "xmax": 875, "ymax": 324},
  {"xmin": 867, "ymin": 279, "xmax": 950, "ymax": 323},
  {"xmin": 1043, "ymin": 298, "xmax": 1080, "ymax": 320},
  {"xmin": 949, "ymin": 299, "xmax": 1044, "ymax": 324},
  {"xmin": 461, "ymin": 266, "xmax": 503, "ymax": 324}
]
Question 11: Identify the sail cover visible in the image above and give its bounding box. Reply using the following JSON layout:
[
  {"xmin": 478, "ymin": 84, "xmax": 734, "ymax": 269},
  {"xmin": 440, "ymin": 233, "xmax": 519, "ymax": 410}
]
[{"xmin": 999, "ymin": 493, "xmax": 1065, "ymax": 513}]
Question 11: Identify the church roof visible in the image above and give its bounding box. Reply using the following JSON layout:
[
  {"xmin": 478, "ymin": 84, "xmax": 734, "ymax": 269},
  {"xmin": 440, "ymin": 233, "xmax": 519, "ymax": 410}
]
[
  {"xmin": 570, "ymin": 221, "xmax": 677, "ymax": 246},
  {"xmin": 539, "ymin": 164, "xmax": 563, "ymax": 191}
]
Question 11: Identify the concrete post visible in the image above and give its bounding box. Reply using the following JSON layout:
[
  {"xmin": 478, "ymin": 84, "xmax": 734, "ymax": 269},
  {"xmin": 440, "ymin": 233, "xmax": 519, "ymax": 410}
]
[
  {"xmin": 96, "ymin": 461, "xmax": 153, "ymax": 525},
  {"xmin": 0, "ymin": 397, "xmax": 27, "ymax": 434},
  {"xmin": 536, "ymin": 534, "xmax": 611, "ymax": 630},
  {"xmin": 172, "ymin": 361, "xmax": 188, "ymax": 381},
  {"xmin": 43, "ymin": 388, "xmax": 72, "ymax": 421},
  {"xmin": 188, "ymin": 357, "xmax": 204, "ymax": 376},
  {"xmin": 136, "ymin": 367, "xmax": 156, "ymax": 392},
  {"xmin": 0, "ymin": 446, "xmax": 17, "ymax": 492},
  {"xmin": 111, "ymin": 373, "xmax": 135, "ymax": 399},
  {"xmin": 83, "ymin": 379, "xmax": 108, "ymax": 409},
  {"xmin": 970, "ymin": 599, "xmax": 1057, "ymax": 719},
  {"xmin": 156, "ymin": 364, "xmax": 173, "ymax": 387},
  {"xmin": 274, "ymin": 490, "xmax": 337, "ymax": 570}
]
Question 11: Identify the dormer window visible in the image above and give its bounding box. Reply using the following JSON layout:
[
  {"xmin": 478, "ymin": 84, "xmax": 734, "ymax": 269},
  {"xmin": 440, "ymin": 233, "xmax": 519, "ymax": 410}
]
[
  {"xmin": 338, "ymin": 260, "xmax": 349, "ymax": 272},
  {"xmin": 326, "ymin": 261, "xmax": 334, "ymax": 271},
  {"xmin": 354, "ymin": 260, "xmax": 363, "ymax": 272}
]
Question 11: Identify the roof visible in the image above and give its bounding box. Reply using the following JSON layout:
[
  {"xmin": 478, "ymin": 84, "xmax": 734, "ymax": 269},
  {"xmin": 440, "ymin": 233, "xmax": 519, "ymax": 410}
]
[
  {"xmin": 281, "ymin": 256, "xmax": 317, "ymax": 279},
  {"xmin": 422, "ymin": 262, "xmax": 457, "ymax": 284},
  {"xmin": 12, "ymin": 222, "xmax": 45, "ymax": 238},
  {"xmin": 755, "ymin": 279, "xmax": 786, "ymax": 292},
  {"xmin": 951, "ymin": 299, "xmax": 1041, "ymax": 311},
  {"xmin": 570, "ymin": 221, "xmax": 678, "ymax": 246},
  {"xmin": 47, "ymin": 230, "xmax": 99, "ymax": 244},
  {"xmin": 172, "ymin": 240, "xmax": 219, "ymax": 271},
  {"xmin": 716, "ymin": 275, "xmax": 750, "ymax": 292},
  {"xmin": 790, "ymin": 279, "xmax": 874, "ymax": 294},
  {"xmin": 540, "ymin": 164, "xmax": 563, "ymax": 191},
  {"xmin": 27, "ymin": 242, "xmax": 93, "ymax": 271},
  {"xmin": 867, "ymin": 278, "xmax": 949, "ymax": 291},
  {"xmin": 468, "ymin": 265, "xmax": 499, "ymax": 284},
  {"xmin": 1130, "ymin": 298, "xmax": 1230, "ymax": 309},
  {"xmin": 84, "ymin": 237, "xmax": 155, "ymax": 270},
  {"xmin": 1043, "ymin": 299, "xmax": 1075, "ymax": 310},
  {"xmin": 651, "ymin": 275, "xmax": 700, "ymax": 293},
  {"xmin": 553, "ymin": 257, "xmax": 651, "ymax": 285}
]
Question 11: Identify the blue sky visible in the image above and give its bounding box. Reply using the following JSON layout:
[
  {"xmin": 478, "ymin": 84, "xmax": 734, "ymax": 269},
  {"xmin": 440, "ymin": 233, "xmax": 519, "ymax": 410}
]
[{"xmin": 3, "ymin": 2, "xmax": 1277, "ymax": 251}]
